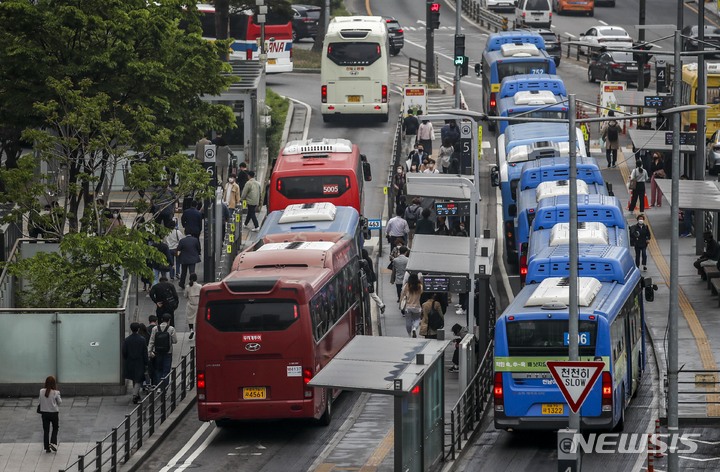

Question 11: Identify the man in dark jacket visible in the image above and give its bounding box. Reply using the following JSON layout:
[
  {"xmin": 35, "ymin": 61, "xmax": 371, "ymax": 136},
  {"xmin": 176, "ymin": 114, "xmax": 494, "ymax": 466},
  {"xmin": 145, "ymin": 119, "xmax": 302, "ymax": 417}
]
[
  {"xmin": 414, "ymin": 208, "xmax": 435, "ymax": 235},
  {"xmin": 181, "ymin": 201, "xmax": 203, "ymax": 238},
  {"xmin": 149, "ymin": 277, "xmax": 179, "ymax": 327},
  {"xmin": 441, "ymin": 120, "xmax": 461, "ymax": 146},
  {"xmin": 177, "ymin": 234, "xmax": 202, "ymax": 289},
  {"xmin": 402, "ymin": 109, "xmax": 420, "ymax": 155},
  {"xmin": 123, "ymin": 322, "xmax": 149, "ymax": 404},
  {"xmin": 630, "ymin": 214, "xmax": 651, "ymax": 271}
]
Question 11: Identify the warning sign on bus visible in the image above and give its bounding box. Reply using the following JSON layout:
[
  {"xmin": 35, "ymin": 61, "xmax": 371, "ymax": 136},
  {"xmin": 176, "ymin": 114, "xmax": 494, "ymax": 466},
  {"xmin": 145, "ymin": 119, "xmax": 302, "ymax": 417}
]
[{"xmin": 546, "ymin": 361, "xmax": 605, "ymax": 413}]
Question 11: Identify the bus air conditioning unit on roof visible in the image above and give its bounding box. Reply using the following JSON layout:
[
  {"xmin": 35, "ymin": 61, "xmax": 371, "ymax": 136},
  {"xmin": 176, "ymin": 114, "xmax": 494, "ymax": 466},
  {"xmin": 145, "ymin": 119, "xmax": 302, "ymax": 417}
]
[
  {"xmin": 283, "ymin": 138, "xmax": 353, "ymax": 155},
  {"xmin": 500, "ymin": 43, "xmax": 540, "ymax": 57},
  {"xmin": 278, "ymin": 203, "xmax": 337, "ymax": 224},
  {"xmin": 513, "ymin": 90, "xmax": 558, "ymax": 106},
  {"xmin": 524, "ymin": 276, "xmax": 603, "ymax": 308},
  {"xmin": 550, "ymin": 222, "xmax": 609, "ymax": 246},
  {"xmin": 507, "ymin": 141, "xmax": 562, "ymax": 162},
  {"xmin": 535, "ymin": 179, "xmax": 589, "ymax": 202},
  {"xmin": 256, "ymin": 241, "xmax": 336, "ymax": 252}
]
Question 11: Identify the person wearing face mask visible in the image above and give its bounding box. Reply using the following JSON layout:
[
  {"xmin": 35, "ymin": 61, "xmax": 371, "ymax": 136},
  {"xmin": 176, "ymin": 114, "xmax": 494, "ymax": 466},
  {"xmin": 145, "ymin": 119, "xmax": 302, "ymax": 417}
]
[
  {"xmin": 392, "ymin": 166, "xmax": 406, "ymax": 204},
  {"xmin": 417, "ymin": 119, "xmax": 435, "ymax": 156},
  {"xmin": 629, "ymin": 214, "xmax": 651, "ymax": 271},
  {"xmin": 223, "ymin": 175, "xmax": 241, "ymax": 210}
]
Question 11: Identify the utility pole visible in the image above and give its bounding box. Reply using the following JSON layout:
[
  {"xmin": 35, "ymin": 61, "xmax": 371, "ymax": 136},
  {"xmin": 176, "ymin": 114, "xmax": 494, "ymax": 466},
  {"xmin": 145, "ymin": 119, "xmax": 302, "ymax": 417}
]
[
  {"xmin": 454, "ymin": 0, "xmax": 462, "ymax": 108},
  {"xmin": 426, "ymin": 2, "xmax": 440, "ymax": 85},
  {"xmin": 637, "ymin": 0, "xmax": 647, "ymax": 91},
  {"xmin": 325, "ymin": 0, "xmax": 330, "ymax": 34},
  {"xmin": 667, "ymin": 29, "xmax": 682, "ymax": 472},
  {"xmin": 696, "ymin": 2, "xmax": 707, "ymax": 255},
  {"xmin": 568, "ymin": 95, "xmax": 580, "ymax": 436}
]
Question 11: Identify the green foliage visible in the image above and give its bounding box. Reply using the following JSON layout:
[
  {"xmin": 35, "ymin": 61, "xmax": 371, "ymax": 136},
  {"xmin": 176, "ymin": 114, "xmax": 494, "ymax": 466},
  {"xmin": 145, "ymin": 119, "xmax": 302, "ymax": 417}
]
[{"xmin": 266, "ymin": 89, "xmax": 290, "ymax": 160}]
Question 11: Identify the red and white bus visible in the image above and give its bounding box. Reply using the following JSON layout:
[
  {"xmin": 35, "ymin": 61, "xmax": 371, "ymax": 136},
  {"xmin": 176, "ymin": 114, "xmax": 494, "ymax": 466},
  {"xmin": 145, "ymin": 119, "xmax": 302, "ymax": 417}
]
[
  {"xmin": 196, "ymin": 3, "xmax": 293, "ymax": 73},
  {"xmin": 196, "ymin": 232, "xmax": 367, "ymax": 424},
  {"xmin": 268, "ymin": 138, "xmax": 372, "ymax": 214}
]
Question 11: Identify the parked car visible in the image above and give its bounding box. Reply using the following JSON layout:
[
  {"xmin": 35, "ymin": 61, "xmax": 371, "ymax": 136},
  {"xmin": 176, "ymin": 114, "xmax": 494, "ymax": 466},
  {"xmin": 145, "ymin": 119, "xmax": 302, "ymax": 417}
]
[
  {"xmin": 578, "ymin": 26, "xmax": 633, "ymax": 51},
  {"xmin": 384, "ymin": 16, "xmax": 404, "ymax": 55},
  {"xmin": 553, "ymin": 0, "xmax": 594, "ymax": 16},
  {"xmin": 707, "ymin": 130, "xmax": 720, "ymax": 175},
  {"xmin": 291, "ymin": 4, "xmax": 321, "ymax": 42},
  {"xmin": 682, "ymin": 25, "xmax": 720, "ymax": 56},
  {"xmin": 587, "ymin": 51, "xmax": 650, "ymax": 87},
  {"xmin": 514, "ymin": 0, "xmax": 552, "ymax": 29}
]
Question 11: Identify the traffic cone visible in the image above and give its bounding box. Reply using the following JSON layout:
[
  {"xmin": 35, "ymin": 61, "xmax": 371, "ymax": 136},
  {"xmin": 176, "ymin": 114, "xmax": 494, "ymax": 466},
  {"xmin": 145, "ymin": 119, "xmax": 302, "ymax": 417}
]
[{"xmin": 644, "ymin": 195, "xmax": 650, "ymax": 211}]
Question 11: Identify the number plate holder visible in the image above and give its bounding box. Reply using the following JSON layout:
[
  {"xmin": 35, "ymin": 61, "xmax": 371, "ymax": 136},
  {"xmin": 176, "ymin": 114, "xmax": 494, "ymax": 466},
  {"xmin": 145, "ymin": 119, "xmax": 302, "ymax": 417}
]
[
  {"xmin": 243, "ymin": 387, "xmax": 267, "ymax": 400},
  {"xmin": 541, "ymin": 403, "xmax": 564, "ymax": 415},
  {"xmin": 348, "ymin": 95, "xmax": 361, "ymax": 103}
]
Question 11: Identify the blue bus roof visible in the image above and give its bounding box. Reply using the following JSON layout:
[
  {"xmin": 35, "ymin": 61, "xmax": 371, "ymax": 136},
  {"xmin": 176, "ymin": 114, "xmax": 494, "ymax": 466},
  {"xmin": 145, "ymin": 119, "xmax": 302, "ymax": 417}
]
[
  {"xmin": 525, "ymin": 246, "xmax": 637, "ymax": 285},
  {"xmin": 532, "ymin": 195, "xmax": 626, "ymax": 230},
  {"xmin": 483, "ymin": 49, "xmax": 557, "ymax": 70},
  {"xmin": 257, "ymin": 204, "xmax": 360, "ymax": 239},
  {"xmin": 517, "ymin": 182, "xmax": 608, "ymax": 221},
  {"xmin": 497, "ymin": 94, "xmax": 568, "ymax": 115},
  {"xmin": 503, "ymin": 123, "xmax": 571, "ymax": 153},
  {"xmin": 528, "ymin": 224, "xmax": 629, "ymax": 266},
  {"xmin": 485, "ymin": 31, "xmax": 546, "ymax": 52},
  {"xmin": 498, "ymin": 74, "xmax": 567, "ymax": 99},
  {"xmin": 520, "ymin": 157, "xmax": 604, "ymax": 189}
]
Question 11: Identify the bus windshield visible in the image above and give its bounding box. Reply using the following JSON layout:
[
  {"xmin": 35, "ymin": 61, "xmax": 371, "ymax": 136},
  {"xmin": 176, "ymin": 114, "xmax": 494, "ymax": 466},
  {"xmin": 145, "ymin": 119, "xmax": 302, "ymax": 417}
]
[
  {"xmin": 506, "ymin": 319, "xmax": 597, "ymax": 356},
  {"xmin": 510, "ymin": 111, "xmax": 566, "ymax": 120},
  {"xmin": 498, "ymin": 62, "xmax": 551, "ymax": 80},
  {"xmin": 328, "ymin": 42, "xmax": 382, "ymax": 66},
  {"xmin": 206, "ymin": 300, "xmax": 299, "ymax": 332},
  {"xmin": 278, "ymin": 176, "xmax": 351, "ymax": 200}
]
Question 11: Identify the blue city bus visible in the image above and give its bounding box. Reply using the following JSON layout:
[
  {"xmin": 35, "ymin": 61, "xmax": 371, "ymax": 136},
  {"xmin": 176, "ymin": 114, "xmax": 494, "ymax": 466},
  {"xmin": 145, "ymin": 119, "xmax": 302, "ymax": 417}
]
[
  {"xmin": 514, "ymin": 194, "xmax": 625, "ymax": 279},
  {"xmin": 484, "ymin": 31, "xmax": 546, "ymax": 52},
  {"xmin": 493, "ymin": 266, "xmax": 647, "ymax": 431},
  {"xmin": 481, "ymin": 43, "xmax": 556, "ymax": 129},
  {"xmin": 496, "ymin": 91, "xmax": 568, "ymax": 134},
  {"xmin": 498, "ymin": 74, "xmax": 567, "ymax": 100},
  {"xmin": 519, "ymin": 156, "xmax": 604, "ymax": 191},
  {"xmin": 525, "ymin": 245, "xmax": 636, "ymax": 285}
]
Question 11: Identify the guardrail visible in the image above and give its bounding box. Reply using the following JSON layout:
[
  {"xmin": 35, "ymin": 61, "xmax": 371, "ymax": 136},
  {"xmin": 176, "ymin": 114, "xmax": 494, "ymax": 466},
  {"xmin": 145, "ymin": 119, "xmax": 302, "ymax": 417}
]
[
  {"xmin": 665, "ymin": 368, "xmax": 720, "ymax": 418},
  {"xmin": 408, "ymin": 58, "xmax": 426, "ymax": 83},
  {"xmin": 461, "ymin": 0, "xmax": 509, "ymax": 32},
  {"xmin": 445, "ymin": 340, "xmax": 494, "ymax": 461},
  {"xmin": 563, "ymin": 39, "xmax": 597, "ymax": 64},
  {"xmin": 59, "ymin": 347, "xmax": 196, "ymax": 472},
  {"xmin": 387, "ymin": 114, "xmax": 404, "ymax": 222}
]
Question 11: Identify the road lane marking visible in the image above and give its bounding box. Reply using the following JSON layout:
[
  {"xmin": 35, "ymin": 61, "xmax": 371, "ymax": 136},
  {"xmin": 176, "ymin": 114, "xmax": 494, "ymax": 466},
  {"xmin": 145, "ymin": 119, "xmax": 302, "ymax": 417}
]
[
  {"xmin": 684, "ymin": 2, "xmax": 720, "ymax": 28},
  {"xmin": 174, "ymin": 425, "xmax": 221, "ymax": 472},
  {"xmin": 496, "ymin": 186, "xmax": 515, "ymax": 304},
  {"xmin": 158, "ymin": 422, "xmax": 211, "ymax": 472},
  {"xmin": 599, "ymin": 20, "xmax": 608, "ymax": 25},
  {"xmin": 363, "ymin": 429, "xmax": 394, "ymax": 468},
  {"xmin": 289, "ymin": 98, "xmax": 312, "ymax": 141}
]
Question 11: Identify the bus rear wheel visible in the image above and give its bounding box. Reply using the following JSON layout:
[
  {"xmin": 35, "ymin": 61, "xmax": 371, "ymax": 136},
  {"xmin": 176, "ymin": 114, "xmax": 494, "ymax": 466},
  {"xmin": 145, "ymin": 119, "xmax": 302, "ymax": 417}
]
[
  {"xmin": 318, "ymin": 391, "xmax": 332, "ymax": 426},
  {"xmin": 380, "ymin": 113, "xmax": 389, "ymax": 123},
  {"xmin": 323, "ymin": 114, "xmax": 332, "ymax": 123}
]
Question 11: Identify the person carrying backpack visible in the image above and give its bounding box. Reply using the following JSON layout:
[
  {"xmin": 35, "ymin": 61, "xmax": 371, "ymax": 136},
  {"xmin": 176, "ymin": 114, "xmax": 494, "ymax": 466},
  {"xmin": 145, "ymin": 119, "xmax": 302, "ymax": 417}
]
[
  {"xmin": 420, "ymin": 293, "xmax": 444, "ymax": 339},
  {"xmin": 601, "ymin": 110, "xmax": 621, "ymax": 168},
  {"xmin": 148, "ymin": 313, "xmax": 177, "ymax": 389},
  {"xmin": 150, "ymin": 277, "xmax": 179, "ymax": 326},
  {"xmin": 404, "ymin": 197, "xmax": 423, "ymax": 230}
]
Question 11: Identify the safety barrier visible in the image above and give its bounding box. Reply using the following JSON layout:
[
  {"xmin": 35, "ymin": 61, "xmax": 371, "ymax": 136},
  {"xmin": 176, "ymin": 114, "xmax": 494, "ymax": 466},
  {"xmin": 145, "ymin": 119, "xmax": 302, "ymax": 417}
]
[
  {"xmin": 563, "ymin": 38, "xmax": 597, "ymax": 64},
  {"xmin": 461, "ymin": 0, "xmax": 509, "ymax": 32},
  {"xmin": 387, "ymin": 115, "xmax": 404, "ymax": 222},
  {"xmin": 59, "ymin": 348, "xmax": 196, "ymax": 472},
  {"xmin": 665, "ymin": 368, "xmax": 720, "ymax": 418}
]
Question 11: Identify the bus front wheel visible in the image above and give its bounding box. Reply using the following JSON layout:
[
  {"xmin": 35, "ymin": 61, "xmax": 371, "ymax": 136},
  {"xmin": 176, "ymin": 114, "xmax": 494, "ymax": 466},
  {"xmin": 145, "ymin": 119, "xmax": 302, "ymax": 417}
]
[{"xmin": 318, "ymin": 391, "xmax": 332, "ymax": 426}]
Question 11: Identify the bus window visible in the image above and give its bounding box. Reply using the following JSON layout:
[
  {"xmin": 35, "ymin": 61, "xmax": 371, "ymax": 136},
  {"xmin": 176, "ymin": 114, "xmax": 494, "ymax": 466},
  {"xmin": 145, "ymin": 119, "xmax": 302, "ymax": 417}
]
[
  {"xmin": 206, "ymin": 300, "xmax": 299, "ymax": 332},
  {"xmin": 277, "ymin": 175, "xmax": 351, "ymax": 200},
  {"xmin": 498, "ymin": 61, "xmax": 550, "ymax": 78},
  {"xmin": 506, "ymin": 319, "xmax": 597, "ymax": 356},
  {"xmin": 327, "ymin": 42, "xmax": 382, "ymax": 66}
]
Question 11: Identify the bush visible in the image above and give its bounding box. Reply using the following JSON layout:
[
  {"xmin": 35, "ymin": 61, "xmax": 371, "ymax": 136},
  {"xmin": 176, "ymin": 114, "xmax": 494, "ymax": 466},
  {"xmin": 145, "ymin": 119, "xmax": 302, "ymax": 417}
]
[{"xmin": 266, "ymin": 89, "xmax": 290, "ymax": 159}]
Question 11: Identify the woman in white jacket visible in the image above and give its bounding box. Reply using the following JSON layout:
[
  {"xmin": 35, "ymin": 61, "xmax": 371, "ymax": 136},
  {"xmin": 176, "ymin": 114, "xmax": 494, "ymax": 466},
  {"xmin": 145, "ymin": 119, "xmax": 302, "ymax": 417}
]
[
  {"xmin": 39, "ymin": 375, "xmax": 62, "ymax": 453},
  {"xmin": 185, "ymin": 273, "xmax": 202, "ymax": 339}
]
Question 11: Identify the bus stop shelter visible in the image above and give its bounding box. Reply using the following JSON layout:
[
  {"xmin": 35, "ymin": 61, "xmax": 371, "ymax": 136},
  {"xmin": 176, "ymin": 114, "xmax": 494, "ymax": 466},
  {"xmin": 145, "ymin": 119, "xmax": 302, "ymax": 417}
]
[
  {"xmin": 655, "ymin": 180, "xmax": 720, "ymax": 210},
  {"xmin": 308, "ymin": 336, "xmax": 450, "ymax": 472}
]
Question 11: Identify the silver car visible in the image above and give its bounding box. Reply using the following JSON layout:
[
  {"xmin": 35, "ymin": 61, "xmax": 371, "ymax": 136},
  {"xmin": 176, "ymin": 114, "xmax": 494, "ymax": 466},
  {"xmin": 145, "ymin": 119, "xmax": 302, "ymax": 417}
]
[{"xmin": 707, "ymin": 130, "xmax": 720, "ymax": 175}]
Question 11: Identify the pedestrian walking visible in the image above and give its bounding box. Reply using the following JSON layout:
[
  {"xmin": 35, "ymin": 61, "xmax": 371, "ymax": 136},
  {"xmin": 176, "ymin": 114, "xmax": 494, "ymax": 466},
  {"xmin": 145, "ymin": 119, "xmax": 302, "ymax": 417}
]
[
  {"xmin": 438, "ymin": 139, "xmax": 454, "ymax": 173},
  {"xmin": 400, "ymin": 273, "xmax": 423, "ymax": 337},
  {"xmin": 440, "ymin": 120, "xmax": 460, "ymax": 146},
  {"xmin": 236, "ymin": 162, "xmax": 250, "ymax": 193},
  {"xmin": 150, "ymin": 240, "xmax": 172, "ymax": 285},
  {"xmin": 402, "ymin": 109, "xmax": 420, "ymax": 155},
  {"xmin": 241, "ymin": 170, "xmax": 261, "ymax": 231},
  {"xmin": 149, "ymin": 277, "xmax": 179, "ymax": 326},
  {"xmin": 386, "ymin": 210, "xmax": 410, "ymax": 248},
  {"xmin": 148, "ymin": 313, "xmax": 177, "ymax": 389},
  {"xmin": 417, "ymin": 119, "xmax": 435, "ymax": 156},
  {"xmin": 360, "ymin": 248, "xmax": 386, "ymax": 314},
  {"xmin": 123, "ymin": 322, "xmax": 149, "ymax": 404},
  {"xmin": 601, "ymin": 110, "xmax": 620, "ymax": 168},
  {"xmin": 194, "ymin": 134, "xmax": 211, "ymax": 161},
  {"xmin": 176, "ymin": 233, "xmax": 201, "ymax": 290},
  {"xmin": 649, "ymin": 152, "xmax": 665, "ymax": 207},
  {"xmin": 223, "ymin": 175, "xmax": 241, "ymax": 209},
  {"xmin": 39, "ymin": 375, "xmax": 61, "ymax": 454},
  {"xmin": 420, "ymin": 293, "xmax": 444, "ymax": 339},
  {"xmin": 185, "ymin": 273, "xmax": 202, "ymax": 340},
  {"xmin": 164, "ymin": 220, "xmax": 183, "ymax": 280},
  {"xmin": 146, "ymin": 315, "xmax": 159, "ymax": 387},
  {"xmin": 628, "ymin": 159, "xmax": 649, "ymax": 213},
  {"xmin": 414, "ymin": 208, "xmax": 435, "ymax": 235},
  {"xmin": 392, "ymin": 246, "xmax": 410, "ymax": 301},
  {"xmin": 629, "ymin": 214, "xmax": 651, "ymax": 270},
  {"xmin": 181, "ymin": 201, "xmax": 203, "ymax": 239},
  {"xmin": 392, "ymin": 165, "xmax": 407, "ymax": 204}
]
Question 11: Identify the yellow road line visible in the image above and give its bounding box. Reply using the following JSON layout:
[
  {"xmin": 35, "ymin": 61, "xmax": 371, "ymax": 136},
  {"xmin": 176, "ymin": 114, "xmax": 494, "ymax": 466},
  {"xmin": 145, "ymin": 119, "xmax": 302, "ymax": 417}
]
[
  {"xmin": 618, "ymin": 149, "xmax": 720, "ymax": 415},
  {"xmin": 684, "ymin": 3, "xmax": 720, "ymax": 28},
  {"xmin": 315, "ymin": 465, "xmax": 336, "ymax": 472},
  {"xmin": 362, "ymin": 429, "xmax": 394, "ymax": 469},
  {"xmin": 365, "ymin": 0, "xmax": 373, "ymax": 16}
]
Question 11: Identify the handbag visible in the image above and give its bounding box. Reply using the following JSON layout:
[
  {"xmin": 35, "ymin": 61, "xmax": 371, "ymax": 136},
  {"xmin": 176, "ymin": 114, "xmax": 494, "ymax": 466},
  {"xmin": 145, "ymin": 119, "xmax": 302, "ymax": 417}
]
[
  {"xmin": 36, "ymin": 404, "xmax": 41, "ymax": 414},
  {"xmin": 628, "ymin": 175, "xmax": 637, "ymax": 191},
  {"xmin": 399, "ymin": 296, "xmax": 407, "ymax": 312}
]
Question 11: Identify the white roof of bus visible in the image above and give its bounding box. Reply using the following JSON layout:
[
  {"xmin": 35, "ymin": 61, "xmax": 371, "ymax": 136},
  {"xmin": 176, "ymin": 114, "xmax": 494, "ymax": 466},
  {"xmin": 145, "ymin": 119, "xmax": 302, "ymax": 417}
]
[
  {"xmin": 327, "ymin": 16, "xmax": 386, "ymax": 35},
  {"xmin": 535, "ymin": 180, "xmax": 589, "ymax": 202},
  {"xmin": 506, "ymin": 141, "xmax": 571, "ymax": 163},
  {"xmin": 278, "ymin": 203, "xmax": 337, "ymax": 224},
  {"xmin": 282, "ymin": 138, "xmax": 353, "ymax": 155},
  {"xmin": 256, "ymin": 241, "xmax": 335, "ymax": 252},
  {"xmin": 550, "ymin": 222, "xmax": 610, "ymax": 246},
  {"xmin": 513, "ymin": 90, "xmax": 560, "ymax": 106},
  {"xmin": 525, "ymin": 277, "xmax": 602, "ymax": 307},
  {"xmin": 500, "ymin": 43, "xmax": 540, "ymax": 57}
]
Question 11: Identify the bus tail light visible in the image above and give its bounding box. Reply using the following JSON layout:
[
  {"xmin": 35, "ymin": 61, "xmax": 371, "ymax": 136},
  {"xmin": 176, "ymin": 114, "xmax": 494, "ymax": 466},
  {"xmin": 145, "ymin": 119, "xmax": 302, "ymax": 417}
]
[
  {"xmin": 321, "ymin": 85, "xmax": 327, "ymax": 103},
  {"xmin": 490, "ymin": 93, "xmax": 496, "ymax": 110},
  {"xmin": 197, "ymin": 371, "xmax": 206, "ymax": 400},
  {"xmin": 601, "ymin": 371, "xmax": 612, "ymax": 411},
  {"xmin": 381, "ymin": 85, "xmax": 388, "ymax": 103},
  {"xmin": 303, "ymin": 368, "xmax": 314, "ymax": 398},
  {"xmin": 689, "ymin": 123, "xmax": 698, "ymax": 131},
  {"xmin": 504, "ymin": 222, "xmax": 514, "ymax": 243},
  {"xmin": 494, "ymin": 373, "xmax": 504, "ymax": 411}
]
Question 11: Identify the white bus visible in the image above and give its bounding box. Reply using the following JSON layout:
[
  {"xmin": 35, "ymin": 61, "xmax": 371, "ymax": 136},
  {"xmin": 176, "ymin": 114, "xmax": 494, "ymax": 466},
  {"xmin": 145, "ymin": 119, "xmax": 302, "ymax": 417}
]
[{"xmin": 321, "ymin": 16, "xmax": 390, "ymax": 122}]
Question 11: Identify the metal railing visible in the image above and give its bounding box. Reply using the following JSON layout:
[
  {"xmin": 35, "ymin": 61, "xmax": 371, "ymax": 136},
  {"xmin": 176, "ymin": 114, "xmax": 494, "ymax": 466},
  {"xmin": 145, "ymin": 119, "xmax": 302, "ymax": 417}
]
[
  {"xmin": 665, "ymin": 368, "xmax": 720, "ymax": 418},
  {"xmin": 461, "ymin": 0, "xmax": 508, "ymax": 32},
  {"xmin": 445, "ymin": 340, "xmax": 494, "ymax": 461},
  {"xmin": 563, "ymin": 39, "xmax": 597, "ymax": 64},
  {"xmin": 59, "ymin": 348, "xmax": 196, "ymax": 472},
  {"xmin": 387, "ymin": 114, "xmax": 404, "ymax": 222},
  {"xmin": 408, "ymin": 58, "xmax": 427, "ymax": 83}
]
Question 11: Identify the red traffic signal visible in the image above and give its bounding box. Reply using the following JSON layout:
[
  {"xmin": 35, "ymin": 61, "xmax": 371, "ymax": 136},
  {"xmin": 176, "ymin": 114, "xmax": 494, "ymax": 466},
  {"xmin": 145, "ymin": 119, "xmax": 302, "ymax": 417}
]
[
  {"xmin": 430, "ymin": 2, "xmax": 440, "ymax": 11},
  {"xmin": 429, "ymin": 2, "xmax": 440, "ymax": 29}
]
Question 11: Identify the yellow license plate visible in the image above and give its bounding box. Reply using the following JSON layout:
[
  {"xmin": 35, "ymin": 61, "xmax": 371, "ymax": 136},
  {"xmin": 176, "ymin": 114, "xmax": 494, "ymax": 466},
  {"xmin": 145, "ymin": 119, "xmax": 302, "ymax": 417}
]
[
  {"xmin": 347, "ymin": 95, "xmax": 361, "ymax": 103},
  {"xmin": 268, "ymin": 59, "xmax": 277, "ymax": 64},
  {"xmin": 243, "ymin": 387, "xmax": 266, "ymax": 400},
  {"xmin": 541, "ymin": 403, "xmax": 564, "ymax": 415}
]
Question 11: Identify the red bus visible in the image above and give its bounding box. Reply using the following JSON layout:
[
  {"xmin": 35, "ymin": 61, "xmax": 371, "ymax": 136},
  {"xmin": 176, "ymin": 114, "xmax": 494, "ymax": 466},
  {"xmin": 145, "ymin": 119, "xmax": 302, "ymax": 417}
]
[
  {"xmin": 196, "ymin": 232, "xmax": 368, "ymax": 424},
  {"xmin": 268, "ymin": 138, "xmax": 372, "ymax": 214}
]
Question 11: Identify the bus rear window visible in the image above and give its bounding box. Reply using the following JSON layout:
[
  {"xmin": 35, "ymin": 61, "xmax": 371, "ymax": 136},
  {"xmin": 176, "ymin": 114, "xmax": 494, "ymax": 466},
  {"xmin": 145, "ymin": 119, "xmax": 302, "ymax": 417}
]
[
  {"xmin": 277, "ymin": 175, "xmax": 350, "ymax": 199},
  {"xmin": 206, "ymin": 300, "xmax": 298, "ymax": 332},
  {"xmin": 327, "ymin": 42, "xmax": 381, "ymax": 66},
  {"xmin": 510, "ymin": 111, "xmax": 566, "ymax": 121},
  {"xmin": 498, "ymin": 61, "xmax": 550, "ymax": 80},
  {"xmin": 506, "ymin": 319, "xmax": 597, "ymax": 356}
]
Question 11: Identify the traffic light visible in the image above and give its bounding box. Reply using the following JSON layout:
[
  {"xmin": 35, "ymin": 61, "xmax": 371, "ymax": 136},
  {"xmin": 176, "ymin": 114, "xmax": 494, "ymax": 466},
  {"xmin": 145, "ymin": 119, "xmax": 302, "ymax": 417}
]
[
  {"xmin": 429, "ymin": 2, "xmax": 440, "ymax": 29},
  {"xmin": 454, "ymin": 34, "xmax": 465, "ymax": 63},
  {"xmin": 461, "ymin": 56, "xmax": 469, "ymax": 77}
]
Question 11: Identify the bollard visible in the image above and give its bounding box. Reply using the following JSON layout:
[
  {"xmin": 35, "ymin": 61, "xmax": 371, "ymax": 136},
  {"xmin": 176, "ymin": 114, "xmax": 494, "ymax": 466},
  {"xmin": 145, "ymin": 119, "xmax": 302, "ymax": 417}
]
[
  {"xmin": 647, "ymin": 433, "xmax": 654, "ymax": 472},
  {"xmin": 654, "ymin": 419, "xmax": 664, "ymax": 458}
]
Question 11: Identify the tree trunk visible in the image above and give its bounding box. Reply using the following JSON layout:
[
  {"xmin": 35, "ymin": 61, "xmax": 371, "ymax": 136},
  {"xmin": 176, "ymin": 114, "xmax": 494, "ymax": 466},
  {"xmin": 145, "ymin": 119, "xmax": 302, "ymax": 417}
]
[
  {"xmin": 215, "ymin": 0, "xmax": 230, "ymax": 61},
  {"xmin": 312, "ymin": 7, "xmax": 326, "ymax": 53}
]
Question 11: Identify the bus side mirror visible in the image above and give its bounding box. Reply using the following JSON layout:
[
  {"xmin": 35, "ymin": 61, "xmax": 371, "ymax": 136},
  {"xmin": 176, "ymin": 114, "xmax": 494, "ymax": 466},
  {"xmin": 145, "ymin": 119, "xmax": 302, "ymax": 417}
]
[
  {"xmin": 474, "ymin": 63, "xmax": 481, "ymax": 77},
  {"xmin": 606, "ymin": 182, "xmax": 614, "ymax": 196},
  {"xmin": 509, "ymin": 204, "xmax": 517, "ymax": 218},
  {"xmin": 361, "ymin": 217, "xmax": 371, "ymax": 240},
  {"xmin": 642, "ymin": 277, "xmax": 658, "ymax": 302},
  {"xmin": 490, "ymin": 165, "xmax": 500, "ymax": 187},
  {"xmin": 361, "ymin": 154, "xmax": 372, "ymax": 181}
]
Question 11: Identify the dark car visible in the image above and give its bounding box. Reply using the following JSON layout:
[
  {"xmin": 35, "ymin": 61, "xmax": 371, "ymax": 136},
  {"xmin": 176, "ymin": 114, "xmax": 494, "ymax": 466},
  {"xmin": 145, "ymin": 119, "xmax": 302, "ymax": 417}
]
[
  {"xmin": 536, "ymin": 28, "xmax": 561, "ymax": 66},
  {"xmin": 587, "ymin": 51, "xmax": 650, "ymax": 87},
  {"xmin": 384, "ymin": 16, "xmax": 404, "ymax": 55},
  {"xmin": 682, "ymin": 25, "xmax": 720, "ymax": 55},
  {"xmin": 292, "ymin": 4, "xmax": 321, "ymax": 42}
]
